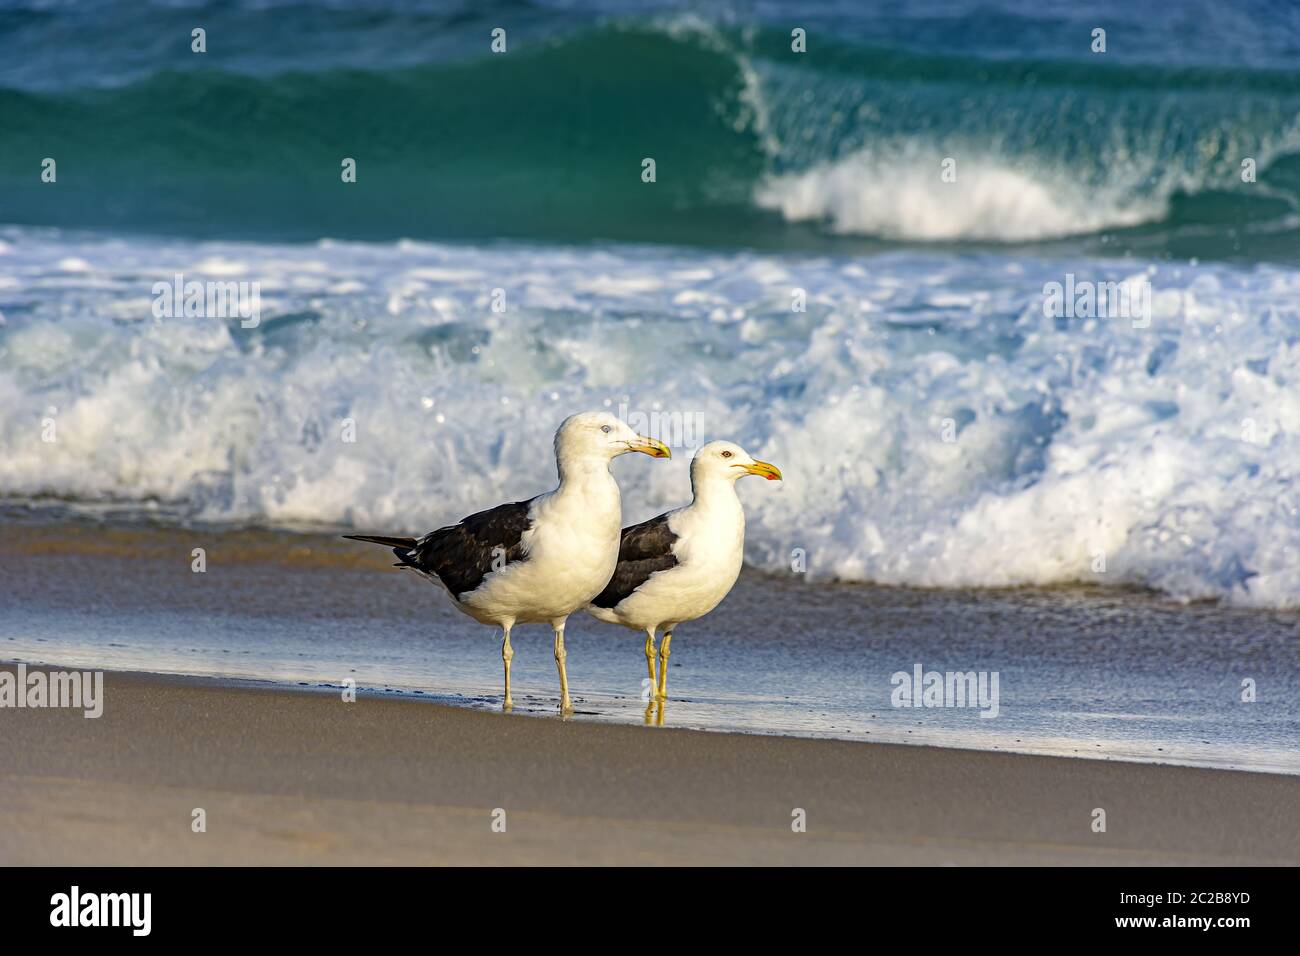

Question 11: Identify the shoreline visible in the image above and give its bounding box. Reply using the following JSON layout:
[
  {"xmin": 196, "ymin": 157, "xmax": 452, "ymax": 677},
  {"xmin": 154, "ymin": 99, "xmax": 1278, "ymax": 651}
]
[
  {"xmin": 5, "ymin": 659, "xmax": 1298, "ymax": 779},
  {"xmin": 2, "ymin": 666, "xmax": 1297, "ymax": 865},
  {"xmin": 4, "ymin": 517, "xmax": 1299, "ymax": 777}
]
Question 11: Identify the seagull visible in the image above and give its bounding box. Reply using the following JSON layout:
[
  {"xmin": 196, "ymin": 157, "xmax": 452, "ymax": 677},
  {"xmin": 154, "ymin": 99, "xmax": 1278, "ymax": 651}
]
[
  {"xmin": 586, "ymin": 440, "xmax": 781, "ymax": 706},
  {"xmin": 344, "ymin": 411, "xmax": 670, "ymax": 713}
]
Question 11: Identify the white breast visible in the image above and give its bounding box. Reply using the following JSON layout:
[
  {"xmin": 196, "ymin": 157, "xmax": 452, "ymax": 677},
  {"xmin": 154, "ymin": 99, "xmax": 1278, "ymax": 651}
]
[
  {"xmin": 606, "ymin": 490, "xmax": 745, "ymax": 631},
  {"xmin": 460, "ymin": 470, "xmax": 622, "ymax": 625}
]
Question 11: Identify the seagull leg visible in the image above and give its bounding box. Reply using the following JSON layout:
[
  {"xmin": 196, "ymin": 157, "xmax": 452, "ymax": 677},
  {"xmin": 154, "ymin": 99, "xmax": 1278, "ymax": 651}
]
[
  {"xmin": 552, "ymin": 621, "xmax": 573, "ymax": 714},
  {"xmin": 645, "ymin": 628, "xmax": 658, "ymax": 687},
  {"xmin": 643, "ymin": 628, "xmax": 658, "ymax": 723},
  {"xmin": 644, "ymin": 629, "xmax": 658, "ymax": 683},
  {"xmin": 656, "ymin": 630, "xmax": 673, "ymax": 702},
  {"xmin": 501, "ymin": 622, "xmax": 515, "ymax": 712}
]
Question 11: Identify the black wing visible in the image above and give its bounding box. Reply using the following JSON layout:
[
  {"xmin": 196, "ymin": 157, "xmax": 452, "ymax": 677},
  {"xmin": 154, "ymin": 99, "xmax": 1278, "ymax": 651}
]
[
  {"xmin": 590, "ymin": 512, "xmax": 678, "ymax": 609},
  {"xmin": 399, "ymin": 498, "xmax": 536, "ymax": 599}
]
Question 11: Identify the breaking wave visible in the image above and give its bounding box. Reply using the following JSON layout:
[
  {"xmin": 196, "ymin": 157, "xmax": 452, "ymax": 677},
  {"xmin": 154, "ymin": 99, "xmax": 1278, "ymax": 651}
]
[
  {"xmin": 2, "ymin": 228, "xmax": 1299, "ymax": 607},
  {"xmin": 2, "ymin": 9, "xmax": 1299, "ymax": 257}
]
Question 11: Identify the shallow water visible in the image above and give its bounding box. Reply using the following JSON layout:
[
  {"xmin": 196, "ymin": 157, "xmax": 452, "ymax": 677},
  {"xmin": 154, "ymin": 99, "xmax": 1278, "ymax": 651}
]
[{"xmin": 3, "ymin": 521, "xmax": 1296, "ymax": 774}]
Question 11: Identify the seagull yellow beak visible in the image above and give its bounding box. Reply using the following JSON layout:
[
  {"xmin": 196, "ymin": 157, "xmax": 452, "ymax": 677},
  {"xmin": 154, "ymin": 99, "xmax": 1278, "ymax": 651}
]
[
  {"xmin": 628, "ymin": 435, "xmax": 672, "ymax": 459},
  {"xmin": 741, "ymin": 459, "xmax": 782, "ymax": 481}
]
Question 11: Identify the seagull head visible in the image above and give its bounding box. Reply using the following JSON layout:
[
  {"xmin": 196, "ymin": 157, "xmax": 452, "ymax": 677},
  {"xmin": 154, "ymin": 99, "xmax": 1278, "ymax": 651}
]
[
  {"xmin": 555, "ymin": 411, "xmax": 672, "ymax": 465},
  {"xmin": 691, "ymin": 440, "xmax": 783, "ymax": 484}
]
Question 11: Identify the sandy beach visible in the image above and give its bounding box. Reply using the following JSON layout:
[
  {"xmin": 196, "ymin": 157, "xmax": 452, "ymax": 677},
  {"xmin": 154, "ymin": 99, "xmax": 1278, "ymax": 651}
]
[{"xmin": 1, "ymin": 666, "xmax": 1296, "ymax": 866}]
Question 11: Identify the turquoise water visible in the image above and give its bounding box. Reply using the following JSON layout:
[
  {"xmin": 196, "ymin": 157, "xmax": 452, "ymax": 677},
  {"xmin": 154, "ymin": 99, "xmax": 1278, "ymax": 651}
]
[{"xmin": 1, "ymin": 0, "xmax": 1299, "ymax": 258}]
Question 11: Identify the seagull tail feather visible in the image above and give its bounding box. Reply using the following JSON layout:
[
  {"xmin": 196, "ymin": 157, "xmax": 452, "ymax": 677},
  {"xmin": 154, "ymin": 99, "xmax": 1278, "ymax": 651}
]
[{"xmin": 342, "ymin": 533, "xmax": 418, "ymax": 550}]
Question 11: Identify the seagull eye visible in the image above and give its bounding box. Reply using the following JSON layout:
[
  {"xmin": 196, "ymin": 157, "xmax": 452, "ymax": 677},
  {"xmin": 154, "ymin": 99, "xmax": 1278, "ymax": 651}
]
[
  {"xmin": 601, "ymin": 425, "xmax": 612, "ymax": 433},
  {"xmin": 721, "ymin": 450, "xmax": 733, "ymax": 458}
]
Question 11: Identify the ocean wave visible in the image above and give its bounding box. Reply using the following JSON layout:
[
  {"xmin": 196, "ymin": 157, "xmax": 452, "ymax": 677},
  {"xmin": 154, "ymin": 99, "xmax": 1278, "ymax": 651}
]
[
  {"xmin": 2, "ymin": 17, "xmax": 1299, "ymax": 258},
  {"xmin": 2, "ymin": 229, "xmax": 1299, "ymax": 607}
]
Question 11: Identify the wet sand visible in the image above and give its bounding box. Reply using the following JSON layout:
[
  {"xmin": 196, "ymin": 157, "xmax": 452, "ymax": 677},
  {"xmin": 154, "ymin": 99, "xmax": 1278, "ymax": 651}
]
[
  {"xmin": 4, "ymin": 517, "xmax": 1299, "ymax": 773},
  {"xmin": 1, "ymin": 667, "xmax": 1297, "ymax": 865}
]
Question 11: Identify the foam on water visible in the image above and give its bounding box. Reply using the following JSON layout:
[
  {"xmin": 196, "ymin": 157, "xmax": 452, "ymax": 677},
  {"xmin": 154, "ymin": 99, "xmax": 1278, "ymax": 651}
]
[
  {"xmin": 1, "ymin": 227, "xmax": 1298, "ymax": 607},
  {"xmin": 754, "ymin": 147, "xmax": 1165, "ymax": 241}
]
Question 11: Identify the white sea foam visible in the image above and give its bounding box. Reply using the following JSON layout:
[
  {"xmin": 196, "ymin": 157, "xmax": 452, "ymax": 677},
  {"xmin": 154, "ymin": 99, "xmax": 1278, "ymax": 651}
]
[
  {"xmin": 1, "ymin": 228, "xmax": 1298, "ymax": 607},
  {"xmin": 754, "ymin": 147, "xmax": 1163, "ymax": 241}
]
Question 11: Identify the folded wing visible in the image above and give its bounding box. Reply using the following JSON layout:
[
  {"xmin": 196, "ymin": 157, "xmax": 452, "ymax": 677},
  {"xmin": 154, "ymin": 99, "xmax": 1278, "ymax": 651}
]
[
  {"xmin": 590, "ymin": 512, "xmax": 679, "ymax": 609},
  {"xmin": 348, "ymin": 498, "xmax": 536, "ymax": 599}
]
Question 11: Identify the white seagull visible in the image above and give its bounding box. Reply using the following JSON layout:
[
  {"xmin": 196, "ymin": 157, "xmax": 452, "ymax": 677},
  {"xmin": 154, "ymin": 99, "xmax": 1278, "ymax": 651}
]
[
  {"xmin": 586, "ymin": 440, "xmax": 782, "ymax": 704},
  {"xmin": 345, "ymin": 411, "xmax": 670, "ymax": 713}
]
